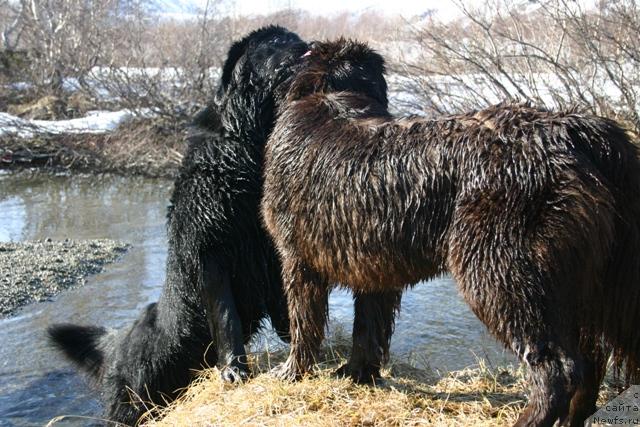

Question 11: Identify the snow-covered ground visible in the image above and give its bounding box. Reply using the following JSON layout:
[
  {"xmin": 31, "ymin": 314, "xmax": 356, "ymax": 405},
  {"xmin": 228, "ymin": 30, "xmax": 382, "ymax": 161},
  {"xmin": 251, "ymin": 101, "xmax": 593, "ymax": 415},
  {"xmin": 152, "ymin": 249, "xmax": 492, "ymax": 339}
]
[{"xmin": 0, "ymin": 110, "xmax": 139, "ymax": 138}]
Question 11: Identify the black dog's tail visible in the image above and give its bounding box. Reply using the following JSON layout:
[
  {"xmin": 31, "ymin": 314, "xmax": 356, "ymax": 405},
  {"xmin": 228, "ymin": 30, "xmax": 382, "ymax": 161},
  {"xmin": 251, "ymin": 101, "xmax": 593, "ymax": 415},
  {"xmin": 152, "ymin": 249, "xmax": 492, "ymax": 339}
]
[{"xmin": 48, "ymin": 324, "xmax": 110, "ymax": 380}]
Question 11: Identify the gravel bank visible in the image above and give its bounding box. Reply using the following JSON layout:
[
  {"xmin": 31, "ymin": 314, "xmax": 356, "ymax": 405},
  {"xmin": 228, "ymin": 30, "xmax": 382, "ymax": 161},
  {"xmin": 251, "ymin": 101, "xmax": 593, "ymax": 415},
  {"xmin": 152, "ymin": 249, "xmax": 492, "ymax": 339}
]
[{"xmin": 0, "ymin": 239, "xmax": 129, "ymax": 317}]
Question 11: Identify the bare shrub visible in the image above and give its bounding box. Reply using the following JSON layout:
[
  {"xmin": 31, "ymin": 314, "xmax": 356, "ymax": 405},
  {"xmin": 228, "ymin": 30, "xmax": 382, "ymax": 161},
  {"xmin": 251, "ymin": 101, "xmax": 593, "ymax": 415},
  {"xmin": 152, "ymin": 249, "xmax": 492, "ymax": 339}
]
[
  {"xmin": 0, "ymin": 0, "xmax": 231, "ymax": 127},
  {"xmin": 394, "ymin": 0, "xmax": 640, "ymax": 133},
  {"xmin": 1, "ymin": 1, "xmax": 406, "ymax": 119},
  {"xmin": 5, "ymin": 0, "xmax": 636, "ymax": 135},
  {"xmin": 2, "ymin": 0, "xmax": 120, "ymax": 95},
  {"xmin": 79, "ymin": 0, "xmax": 232, "ymax": 122},
  {"xmin": 227, "ymin": 9, "xmax": 406, "ymax": 42},
  {"xmin": 0, "ymin": 0, "xmax": 23, "ymax": 51}
]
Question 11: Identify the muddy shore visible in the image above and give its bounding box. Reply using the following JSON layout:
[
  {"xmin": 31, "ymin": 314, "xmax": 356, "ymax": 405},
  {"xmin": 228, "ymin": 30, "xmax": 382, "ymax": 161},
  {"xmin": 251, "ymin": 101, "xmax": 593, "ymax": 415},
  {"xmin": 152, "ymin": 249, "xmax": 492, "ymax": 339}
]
[{"xmin": 0, "ymin": 239, "xmax": 129, "ymax": 317}]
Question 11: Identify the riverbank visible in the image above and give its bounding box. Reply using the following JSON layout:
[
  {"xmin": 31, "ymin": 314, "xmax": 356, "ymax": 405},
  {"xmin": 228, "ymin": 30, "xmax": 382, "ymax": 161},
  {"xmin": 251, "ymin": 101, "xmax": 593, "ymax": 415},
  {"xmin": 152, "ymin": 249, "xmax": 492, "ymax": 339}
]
[
  {"xmin": 0, "ymin": 239, "xmax": 129, "ymax": 317},
  {"xmin": 1, "ymin": 118, "xmax": 185, "ymax": 178}
]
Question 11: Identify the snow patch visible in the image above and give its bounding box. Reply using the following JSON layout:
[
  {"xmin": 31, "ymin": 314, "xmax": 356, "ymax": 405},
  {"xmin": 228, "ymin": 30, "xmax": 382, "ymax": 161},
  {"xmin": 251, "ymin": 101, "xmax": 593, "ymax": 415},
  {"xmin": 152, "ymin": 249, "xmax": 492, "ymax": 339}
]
[{"xmin": 0, "ymin": 110, "xmax": 139, "ymax": 138}]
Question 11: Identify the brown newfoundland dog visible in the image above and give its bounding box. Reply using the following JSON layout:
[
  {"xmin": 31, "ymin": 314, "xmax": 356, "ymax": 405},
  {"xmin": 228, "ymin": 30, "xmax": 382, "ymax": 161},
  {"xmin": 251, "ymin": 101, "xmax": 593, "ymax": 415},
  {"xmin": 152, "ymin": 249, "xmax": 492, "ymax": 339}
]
[{"xmin": 261, "ymin": 39, "xmax": 640, "ymax": 427}]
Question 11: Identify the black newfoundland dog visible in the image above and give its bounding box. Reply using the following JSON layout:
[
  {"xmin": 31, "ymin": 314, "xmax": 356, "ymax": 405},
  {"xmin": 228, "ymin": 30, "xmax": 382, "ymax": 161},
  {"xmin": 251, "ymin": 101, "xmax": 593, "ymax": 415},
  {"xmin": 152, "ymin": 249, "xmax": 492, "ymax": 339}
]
[
  {"xmin": 262, "ymin": 39, "xmax": 640, "ymax": 427},
  {"xmin": 47, "ymin": 26, "xmax": 308, "ymax": 425}
]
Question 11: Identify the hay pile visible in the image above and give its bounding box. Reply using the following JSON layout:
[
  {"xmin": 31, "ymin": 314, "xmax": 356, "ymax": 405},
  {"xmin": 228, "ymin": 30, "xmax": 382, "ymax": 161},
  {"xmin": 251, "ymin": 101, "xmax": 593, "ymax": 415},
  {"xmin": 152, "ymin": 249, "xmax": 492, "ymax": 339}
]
[{"xmin": 142, "ymin": 348, "xmax": 528, "ymax": 427}]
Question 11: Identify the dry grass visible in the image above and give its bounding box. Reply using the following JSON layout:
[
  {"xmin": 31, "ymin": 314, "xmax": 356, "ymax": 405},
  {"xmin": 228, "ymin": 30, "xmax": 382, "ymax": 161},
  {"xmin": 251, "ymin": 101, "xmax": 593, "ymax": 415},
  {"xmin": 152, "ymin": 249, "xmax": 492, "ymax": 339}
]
[{"xmin": 140, "ymin": 346, "xmax": 529, "ymax": 427}]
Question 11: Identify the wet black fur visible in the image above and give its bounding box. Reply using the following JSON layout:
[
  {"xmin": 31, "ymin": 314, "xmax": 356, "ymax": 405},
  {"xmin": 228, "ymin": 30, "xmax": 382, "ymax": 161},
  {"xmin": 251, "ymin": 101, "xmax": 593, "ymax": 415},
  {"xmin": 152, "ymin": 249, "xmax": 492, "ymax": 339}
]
[{"xmin": 48, "ymin": 26, "xmax": 308, "ymax": 426}]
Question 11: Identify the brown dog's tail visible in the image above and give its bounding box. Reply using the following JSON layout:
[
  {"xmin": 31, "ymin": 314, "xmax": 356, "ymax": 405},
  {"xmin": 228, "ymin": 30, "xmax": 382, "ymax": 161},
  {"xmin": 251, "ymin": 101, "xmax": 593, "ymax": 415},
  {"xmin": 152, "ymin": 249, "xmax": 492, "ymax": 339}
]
[
  {"xmin": 612, "ymin": 157, "xmax": 640, "ymax": 386},
  {"xmin": 575, "ymin": 117, "xmax": 640, "ymax": 385},
  {"xmin": 608, "ymin": 202, "xmax": 640, "ymax": 386}
]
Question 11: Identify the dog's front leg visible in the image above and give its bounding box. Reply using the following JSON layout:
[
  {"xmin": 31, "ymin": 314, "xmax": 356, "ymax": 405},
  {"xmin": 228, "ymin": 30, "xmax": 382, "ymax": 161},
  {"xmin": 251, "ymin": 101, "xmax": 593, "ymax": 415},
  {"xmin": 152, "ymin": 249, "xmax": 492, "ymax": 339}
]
[
  {"xmin": 202, "ymin": 257, "xmax": 249, "ymax": 383},
  {"xmin": 273, "ymin": 257, "xmax": 329, "ymax": 380}
]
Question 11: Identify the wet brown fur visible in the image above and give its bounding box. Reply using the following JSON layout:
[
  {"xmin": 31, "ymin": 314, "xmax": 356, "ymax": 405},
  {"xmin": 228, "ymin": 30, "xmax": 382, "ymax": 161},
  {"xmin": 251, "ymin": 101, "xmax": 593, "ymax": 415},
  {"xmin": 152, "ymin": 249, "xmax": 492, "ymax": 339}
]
[{"xmin": 261, "ymin": 39, "xmax": 640, "ymax": 427}]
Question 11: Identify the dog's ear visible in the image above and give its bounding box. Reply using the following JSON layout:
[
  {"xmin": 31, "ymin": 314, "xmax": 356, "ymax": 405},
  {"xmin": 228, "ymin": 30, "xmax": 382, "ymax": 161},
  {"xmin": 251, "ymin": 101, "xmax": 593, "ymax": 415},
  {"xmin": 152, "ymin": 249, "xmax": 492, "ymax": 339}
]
[
  {"xmin": 329, "ymin": 39, "xmax": 388, "ymax": 107},
  {"xmin": 287, "ymin": 71, "xmax": 327, "ymax": 102},
  {"xmin": 219, "ymin": 38, "xmax": 251, "ymax": 94},
  {"xmin": 48, "ymin": 324, "xmax": 107, "ymax": 380}
]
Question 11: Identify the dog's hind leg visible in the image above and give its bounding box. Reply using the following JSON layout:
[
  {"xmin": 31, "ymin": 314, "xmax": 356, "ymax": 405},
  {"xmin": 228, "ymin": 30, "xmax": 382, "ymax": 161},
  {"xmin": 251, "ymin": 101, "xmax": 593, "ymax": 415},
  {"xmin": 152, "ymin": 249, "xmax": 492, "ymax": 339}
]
[
  {"xmin": 455, "ymin": 268, "xmax": 582, "ymax": 426},
  {"xmin": 448, "ymin": 221, "xmax": 586, "ymax": 425},
  {"xmin": 274, "ymin": 256, "xmax": 329, "ymax": 380},
  {"xmin": 514, "ymin": 343, "xmax": 584, "ymax": 427},
  {"xmin": 335, "ymin": 290, "xmax": 402, "ymax": 383},
  {"xmin": 450, "ymin": 256, "xmax": 584, "ymax": 426},
  {"xmin": 562, "ymin": 341, "xmax": 607, "ymax": 427},
  {"xmin": 447, "ymin": 165, "xmax": 621, "ymax": 426}
]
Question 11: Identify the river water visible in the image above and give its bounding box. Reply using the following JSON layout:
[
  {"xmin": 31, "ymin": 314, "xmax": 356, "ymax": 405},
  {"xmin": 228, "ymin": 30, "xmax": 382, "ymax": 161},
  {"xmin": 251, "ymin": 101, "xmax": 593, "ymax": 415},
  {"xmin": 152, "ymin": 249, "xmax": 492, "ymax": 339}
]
[{"xmin": 0, "ymin": 171, "xmax": 514, "ymax": 426}]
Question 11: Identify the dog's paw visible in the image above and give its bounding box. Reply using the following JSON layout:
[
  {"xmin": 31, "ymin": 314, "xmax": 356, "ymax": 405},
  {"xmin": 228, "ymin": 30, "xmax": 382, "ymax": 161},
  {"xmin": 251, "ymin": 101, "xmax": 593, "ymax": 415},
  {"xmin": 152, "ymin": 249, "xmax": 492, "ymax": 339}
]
[
  {"xmin": 270, "ymin": 358, "xmax": 306, "ymax": 381},
  {"xmin": 334, "ymin": 362, "xmax": 382, "ymax": 385},
  {"xmin": 220, "ymin": 365, "xmax": 250, "ymax": 383}
]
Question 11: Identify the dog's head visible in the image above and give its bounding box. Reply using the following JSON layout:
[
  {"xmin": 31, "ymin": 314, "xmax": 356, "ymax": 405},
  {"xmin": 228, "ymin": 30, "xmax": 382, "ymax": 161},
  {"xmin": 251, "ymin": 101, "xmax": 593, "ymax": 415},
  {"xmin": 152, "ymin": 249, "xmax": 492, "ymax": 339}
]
[
  {"xmin": 211, "ymin": 26, "xmax": 308, "ymax": 139},
  {"xmin": 217, "ymin": 26, "xmax": 307, "ymax": 98},
  {"xmin": 286, "ymin": 38, "xmax": 388, "ymax": 107}
]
